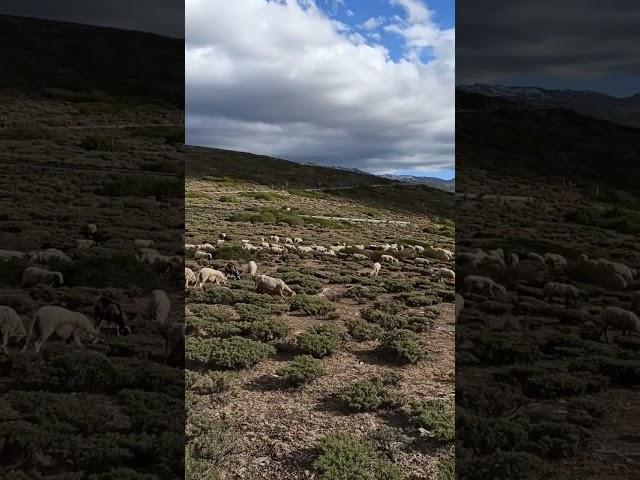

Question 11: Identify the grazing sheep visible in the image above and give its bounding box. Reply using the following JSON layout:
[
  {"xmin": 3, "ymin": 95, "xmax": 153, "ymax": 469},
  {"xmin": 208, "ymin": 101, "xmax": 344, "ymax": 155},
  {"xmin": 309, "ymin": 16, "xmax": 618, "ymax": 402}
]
[
  {"xmin": 29, "ymin": 248, "xmax": 71, "ymax": 263},
  {"xmin": 380, "ymin": 254, "xmax": 400, "ymax": 265},
  {"xmin": 24, "ymin": 306, "xmax": 99, "ymax": 353},
  {"xmin": 415, "ymin": 257, "xmax": 430, "ymax": 266},
  {"xmin": 185, "ymin": 243, "xmax": 198, "ymax": 250},
  {"xmin": 455, "ymin": 294, "xmax": 464, "ymax": 320},
  {"xmin": 543, "ymin": 282, "xmax": 581, "ymax": 307},
  {"xmin": 425, "ymin": 246, "xmax": 452, "ymax": 262},
  {"xmin": 437, "ymin": 268, "xmax": 456, "ymax": 282},
  {"xmin": 75, "ymin": 239, "xmax": 96, "ymax": 249},
  {"xmin": 134, "ymin": 239, "xmax": 154, "ymax": 248},
  {"xmin": 294, "ymin": 237, "xmax": 303, "ymax": 244},
  {"xmin": 196, "ymin": 268, "xmax": 227, "ymax": 288},
  {"xmin": 352, "ymin": 253, "xmax": 368, "ymax": 261},
  {"xmin": 270, "ymin": 235, "xmax": 280, "ymax": 243},
  {"xmin": 224, "ymin": 263, "xmax": 242, "ymax": 280},
  {"xmin": 220, "ymin": 233, "xmax": 227, "ymax": 240},
  {"xmin": 298, "ymin": 246, "xmax": 313, "ymax": 254},
  {"xmin": 464, "ymin": 275, "xmax": 506, "ymax": 298},
  {"xmin": 185, "ymin": 267, "xmax": 197, "ymax": 288},
  {"xmin": 246, "ymin": 260, "xmax": 258, "ymax": 276},
  {"xmin": 86, "ymin": 223, "xmax": 98, "ymax": 237},
  {"xmin": 137, "ymin": 247, "xmax": 161, "ymax": 264},
  {"xmin": 194, "ymin": 251, "xmax": 213, "ymax": 261},
  {"xmin": 22, "ymin": 266, "xmax": 64, "ymax": 288},
  {"xmin": 148, "ymin": 290, "xmax": 171, "ymax": 325},
  {"xmin": 370, "ymin": 262, "xmax": 382, "ymax": 277},
  {"xmin": 199, "ymin": 243, "xmax": 215, "ymax": 250},
  {"xmin": 0, "ymin": 249, "xmax": 25, "ymax": 261},
  {"xmin": 164, "ymin": 321, "xmax": 185, "ymax": 367},
  {"xmin": 1, "ymin": 306, "xmax": 26, "ymax": 353},
  {"xmin": 507, "ymin": 253, "xmax": 519, "ymax": 267},
  {"xmin": 217, "ymin": 239, "xmax": 226, "ymax": 245},
  {"xmin": 414, "ymin": 245, "xmax": 425, "ymax": 253},
  {"xmin": 544, "ymin": 253, "xmax": 568, "ymax": 270},
  {"xmin": 600, "ymin": 306, "xmax": 640, "ymax": 342},
  {"xmin": 284, "ymin": 238, "xmax": 294, "ymax": 244},
  {"xmin": 254, "ymin": 274, "xmax": 296, "ymax": 299},
  {"xmin": 94, "ymin": 296, "xmax": 131, "ymax": 336},
  {"xmin": 526, "ymin": 252, "xmax": 546, "ymax": 265}
]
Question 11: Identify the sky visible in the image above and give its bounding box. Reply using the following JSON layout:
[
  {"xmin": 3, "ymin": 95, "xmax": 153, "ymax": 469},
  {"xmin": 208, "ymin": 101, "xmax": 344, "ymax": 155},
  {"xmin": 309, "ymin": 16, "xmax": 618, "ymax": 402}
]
[
  {"xmin": 186, "ymin": 0, "xmax": 455, "ymax": 178},
  {"xmin": 456, "ymin": 0, "xmax": 640, "ymax": 98}
]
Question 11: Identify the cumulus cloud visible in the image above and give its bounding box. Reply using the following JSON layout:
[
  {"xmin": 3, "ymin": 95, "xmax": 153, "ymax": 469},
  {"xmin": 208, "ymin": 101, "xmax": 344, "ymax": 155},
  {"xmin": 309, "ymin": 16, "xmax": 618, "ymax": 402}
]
[
  {"xmin": 360, "ymin": 16, "xmax": 386, "ymax": 30},
  {"xmin": 186, "ymin": 0, "xmax": 454, "ymax": 175}
]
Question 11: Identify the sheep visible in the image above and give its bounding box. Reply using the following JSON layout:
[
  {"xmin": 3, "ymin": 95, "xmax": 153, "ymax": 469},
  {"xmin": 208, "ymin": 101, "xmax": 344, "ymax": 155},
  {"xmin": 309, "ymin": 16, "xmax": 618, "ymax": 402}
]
[
  {"xmin": 29, "ymin": 248, "xmax": 71, "ymax": 263},
  {"xmin": 526, "ymin": 252, "xmax": 546, "ymax": 265},
  {"xmin": 194, "ymin": 251, "xmax": 213, "ymax": 261},
  {"xmin": 599, "ymin": 259, "xmax": 635, "ymax": 283},
  {"xmin": 199, "ymin": 243, "xmax": 215, "ymax": 250},
  {"xmin": 298, "ymin": 246, "xmax": 314, "ymax": 254},
  {"xmin": 1, "ymin": 306, "xmax": 26, "ymax": 353},
  {"xmin": 24, "ymin": 306, "xmax": 99, "ymax": 353},
  {"xmin": 217, "ymin": 239, "xmax": 226, "ymax": 245},
  {"xmin": 22, "ymin": 266, "xmax": 64, "ymax": 288},
  {"xmin": 137, "ymin": 247, "xmax": 161, "ymax": 264},
  {"xmin": 543, "ymin": 282, "xmax": 581, "ymax": 307},
  {"xmin": 294, "ymin": 237, "xmax": 303, "ymax": 244},
  {"xmin": 284, "ymin": 238, "xmax": 294, "ymax": 244},
  {"xmin": 425, "ymin": 246, "xmax": 452, "ymax": 262},
  {"xmin": 196, "ymin": 268, "xmax": 227, "ymax": 288},
  {"xmin": 352, "ymin": 253, "xmax": 368, "ymax": 261},
  {"xmin": 185, "ymin": 267, "xmax": 197, "ymax": 288},
  {"xmin": 185, "ymin": 244, "xmax": 198, "ymax": 250},
  {"xmin": 86, "ymin": 223, "xmax": 98, "ymax": 237},
  {"xmin": 455, "ymin": 294, "xmax": 464, "ymax": 320},
  {"xmin": 437, "ymin": 268, "xmax": 456, "ymax": 282},
  {"xmin": 134, "ymin": 239, "xmax": 154, "ymax": 248},
  {"xmin": 270, "ymin": 235, "xmax": 280, "ymax": 243},
  {"xmin": 0, "ymin": 249, "xmax": 25, "ymax": 261},
  {"xmin": 75, "ymin": 239, "xmax": 96, "ymax": 249},
  {"xmin": 164, "ymin": 321, "xmax": 185, "ymax": 367},
  {"xmin": 464, "ymin": 275, "xmax": 506, "ymax": 298},
  {"xmin": 148, "ymin": 290, "xmax": 170, "ymax": 325},
  {"xmin": 325, "ymin": 249, "xmax": 337, "ymax": 257},
  {"xmin": 313, "ymin": 245, "xmax": 327, "ymax": 253},
  {"xmin": 544, "ymin": 253, "xmax": 568, "ymax": 270},
  {"xmin": 254, "ymin": 274, "xmax": 296, "ymax": 299},
  {"xmin": 414, "ymin": 245, "xmax": 425, "ymax": 253},
  {"xmin": 415, "ymin": 257, "xmax": 430, "ymax": 266},
  {"xmin": 380, "ymin": 254, "xmax": 400, "ymax": 265},
  {"xmin": 94, "ymin": 296, "xmax": 131, "ymax": 336},
  {"xmin": 370, "ymin": 262, "xmax": 382, "ymax": 277},
  {"xmin": 353, "ymin": 244, "xmax": 365, "ymax": 250},
  {"xmin": 220, "ymin": 233, "xmax": 227, "ymax": 240},
  {"xmin": 224, "ymin": 263, "xmax": 242, "ymax": 280},
  {"xmin": 600, "ymin": 306, "xmax": 640, "ymax": 342},
  {"xmin": 506, "ymin": 253, "xmax": 519, "ymax": 267},
  {"xmin": 246, "ymin": 260, "xmax": 258, "ymax": 276}
]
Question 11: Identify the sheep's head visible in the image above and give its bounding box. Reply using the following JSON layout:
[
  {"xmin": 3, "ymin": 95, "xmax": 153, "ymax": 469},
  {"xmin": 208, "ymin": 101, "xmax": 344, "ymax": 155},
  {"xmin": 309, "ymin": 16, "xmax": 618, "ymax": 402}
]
[{"xmin": 54, "ymin": 272, "xmax": 64, "ymax": 287}]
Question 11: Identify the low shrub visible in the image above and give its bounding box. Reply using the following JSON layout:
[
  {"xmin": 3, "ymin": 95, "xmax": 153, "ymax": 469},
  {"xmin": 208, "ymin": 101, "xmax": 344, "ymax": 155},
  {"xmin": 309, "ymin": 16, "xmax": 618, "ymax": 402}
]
[
  {"xmin": 524, "ymin": 372, "xmax": 609, "ymax": 398},
  {"xmin": 313, "ymin": 434, "xmax": 403, "ymax": 480},
  {"xmin": 297, "ymin": 324, "xmax": 344, "ymax": 358},
  {"xmin": 245, "ymin": 319, "xmax": 291, "ymax": 342},
  {"xmin": 276, "ymin": 355, "xmax": 324, "ymax": 386},
  {"xmin": 290, "ymin": 295, "xmax": 336, "ymax": 316},
  {"xmin": 218, "ymin": 195, "xmax": 237, "ymax": 203},
  {"xmin": 437, "ymin": 454, "xmax": 455, "ymax": 480},
  {"xmin": 346, "ymin": 318, "xmax": 384, "ymax": 341},
  {"xmin": 186, "ymin": 370, "xmax": 233, "ymax": 395},
  {"xmin": 338, "ymin": 378, "xmax": 399, "ymax": 412},
  {"xmin": 379, "ymin": 329, "xmax": 425, "ymax": 364},
  {"xmin": 186, "ymin": 414, "xmax": 237, "ymax": 480},
  {"xmin": 100, "ymin": 176, "xmax": 182, "ymax": 200},
  {"xmin": 185, "ymin": 337, "xmax": 275, "ymax": 369},
  {"xmin": 409, "ymin": 399, "xmax": 454, "ymax": 442}
]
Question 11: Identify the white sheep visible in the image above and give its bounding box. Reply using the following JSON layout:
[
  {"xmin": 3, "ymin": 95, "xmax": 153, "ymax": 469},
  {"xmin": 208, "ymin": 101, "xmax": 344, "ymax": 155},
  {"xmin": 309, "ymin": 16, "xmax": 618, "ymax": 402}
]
[
  {"xmin": 199, "ymin": 243, "xmax": 215, "ymax": 250},
  {"xmin": 196, "ymin": 268, "xmax": 227, "ymax": 288},
  {"xmin": 134, "ymin": 239, "xmax": 154, "ymax": 248},
  {"xmin": 352, "ymin": 253, "xmax": 368, "ymax": 261},
  {"xmin": 24, "ymin": 306, "xmax": 99, "ymax": 353},
  {"xmin": 22, "ymin": 266, "xmax": 64, "ymax": 288},
  {"xmin": 370, "ymin": 262, "xmax": 382, "ymax": 277},
  {"xmin": 194, "ymin": 251, "xmax": 213, "ymax": 261},
  {"xmin": 437, "ymin": 268, "xmax": 456, "ymax": 282},
  {"xmin": 544, "ymin": 253, "xmax": 568, "ymax": 270},
  {"xmin": 600, "ymin": 306, "xmax": 640, "ymax": 342},
  {"xmin": 543, "ymin": 282, "xmax": 580, "ymax": 307},
  {"xmin": 75, "ymin": 239, "xmax": 96, "ymax": 249},
  {"xmin": 246, "ymin": 261, "xmax": 258, "ymax": 276},
  {"xmin": 464, "ymin": 275, "xmax": 506, "ymax": 298},
  {"xmin": 294, "ymin": 237, "xmax": 303, "ymax": 244},
  {"xmin": 185, "ymin": 244, "xmax": 198, "ymax": 250},
  {"xmin": 185, "ymin": 267, "xmax": 197, "ymax": 288},
  {"xmin": 148, "ymin": 290, "xmax": 171, "ymax": 325},
  {"xmin": 284, "ymin": 238, "xmax": 294, "ymax": 244},
  {"xmin": 298, "ymin": 246, "xmax": 313, "ymax": 254},
  {"xmin": 507, "ymin": 253, "xmax": 519, "ymax": 267},
  {"xmin": 380, "ymin": 254, "xmax": 400, "ymax": 265},
  {"xmin": 29, "ymin": 248, "xmax": 71, "ymax": 263},
  {"xmin": 425, "ymin": 246, "xmax": 452, "ymax": 262},
  {"xmin": 270, "ymin": 235, "xmax": 280, "ymax": 243},
  {"xmin": 455, "ymin": 294, "xmax": 464, "ymax": 320},
  {"xmin": 1, "ymin": 306, "xmax": 27, "ymax": 353},
  {"xmin": 415, "ymin": 257, "xmax": 430, "ymax": 266},
  {"xmin": 137, "ymin": 247, "xmax": 161, "ymax": 264},
  {"xmin": 220, "ymin": 233, "xmax": 227, "ymax": 239},
  {"xmin": 526, "ymin": 252, "xmax": 546, "ymax": 265},
  {"xmin": 0, "ymin": 249, "xmax": 25, "ymax": 261},
  {"xmin": 254, "ymin": 274, "xmax": 296, "ymax": 299}
]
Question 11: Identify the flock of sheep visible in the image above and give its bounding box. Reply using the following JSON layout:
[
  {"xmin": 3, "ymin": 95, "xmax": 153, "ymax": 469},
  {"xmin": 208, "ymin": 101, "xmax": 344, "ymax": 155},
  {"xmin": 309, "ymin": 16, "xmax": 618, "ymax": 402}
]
[
  {"xmin": 456, "ymin": 246, "xmax": 640, "ymax": 340},
  {"xmin": 0, "ymin": 223, "xmax": 184, "ymax": 362}
]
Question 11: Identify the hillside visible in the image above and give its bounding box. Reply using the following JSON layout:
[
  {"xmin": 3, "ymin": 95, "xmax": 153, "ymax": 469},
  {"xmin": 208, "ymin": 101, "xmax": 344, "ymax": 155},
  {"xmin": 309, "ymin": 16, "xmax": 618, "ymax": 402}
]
[
  {"xmin": 186, "ymin": 147, "xmax": 455, "ymax": 219},
  {"xmin": 0, "ymin": 14, "xmax": 183, "ymax": 105},
  {"xmin": 380, "ymin": 175, "xmax": 455, "ymax": 192}
]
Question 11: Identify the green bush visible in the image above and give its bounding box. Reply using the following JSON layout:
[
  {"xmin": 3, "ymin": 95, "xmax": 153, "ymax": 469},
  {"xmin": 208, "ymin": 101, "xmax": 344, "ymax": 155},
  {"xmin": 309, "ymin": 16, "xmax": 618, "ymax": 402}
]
[
  {"xmin": 524, "ymin": 372, "xmax": 609, "ymax": 398},
  {"xmin": 409, "ymin": 399, "xmax": 454, "ymax": 442},
  {"xmin": 379, "ymin": 329, "xmax": 425, "ymax": 364},
  {"xmin": 346, "ymin": 318, "xmax": 384, "ymax": 341},
  {"xmin": 290, "ymin": 295, "xmax": 336, "ymax": 316},
  {"xmin": 313, "ymin": 434, "xmax": 403, "ymax": 480},
  {"xmin": 338, "ymin": 378, "xmax": 398, "ymax": 412},
  {"xmin": 245, "ymin": 319, "xmax": 291, "ymax": 342},
  {"xmin": 276, "ymin": 355, "xmax": 324, "ymax": 386},
  {"xmin": 218, "ymin": 195, "xmax": 237, "ymax": 203},
  {"xmin": 186, "ymin": 414, "xmax": 237, "ymax": 480},
  {"xmin": 186, "ymin": 370, "xmax": 233, "ymax": 394},
  {"xmin": 437, "ymin": 454, "xmax": 455, "ymax": 480},
  {"xmin": 186, "ymin": 337, "xmax": 275, "ymax": 369},
  {"xmin": 297, "ymin": 325, "xmax": 344, "ymax": 358}
]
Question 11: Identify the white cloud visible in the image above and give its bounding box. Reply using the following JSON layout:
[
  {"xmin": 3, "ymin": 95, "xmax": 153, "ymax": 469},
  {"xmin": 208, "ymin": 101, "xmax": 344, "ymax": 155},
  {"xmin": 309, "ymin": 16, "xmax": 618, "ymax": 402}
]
[
  {"xmin": 389, "ymin": 0, "xmax": 431, "ymax": 24},
  {"xmin": 186, "ymin": 0, "xmax": 454, "ymax": 175},
  {"xmin": 360, "ymin": 16, "xmax": 386, "ymax": 30}
]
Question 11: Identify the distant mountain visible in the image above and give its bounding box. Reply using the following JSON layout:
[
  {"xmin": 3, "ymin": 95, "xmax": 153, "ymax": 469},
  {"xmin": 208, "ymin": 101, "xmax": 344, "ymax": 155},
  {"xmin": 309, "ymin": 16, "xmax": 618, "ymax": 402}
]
[
  {"xmin": 459, "ymin": 84, "xmax": 640, "ymax": 127},
  {"xmin": 380, "ymin": 174, "xmax": 455, "ymax": 192}
]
